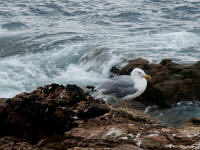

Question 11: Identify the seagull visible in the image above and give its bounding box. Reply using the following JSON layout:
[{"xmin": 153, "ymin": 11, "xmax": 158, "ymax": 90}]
[{"xmin": 97, "ymin": 68, "xmax": 151, "ymax": 111}]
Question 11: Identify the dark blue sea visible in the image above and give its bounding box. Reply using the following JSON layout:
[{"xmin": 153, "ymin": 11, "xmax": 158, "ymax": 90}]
[{"xmin": 0, "ymin": 0, "xmax": 200, "ymax": 126}]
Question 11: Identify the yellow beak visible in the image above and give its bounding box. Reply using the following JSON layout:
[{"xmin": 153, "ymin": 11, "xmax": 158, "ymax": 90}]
[{"xmin": 143, "ymin": 74, "xmax": 151, "ymax": 80}]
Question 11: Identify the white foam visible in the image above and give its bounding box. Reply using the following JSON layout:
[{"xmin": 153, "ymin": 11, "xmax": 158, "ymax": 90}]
[
  {"xmin": 107, "ymin": 31, "xmax": 200, "ymax": 63},
  {"xmin": 0, "ymin": 43, "xmax": 82, "ymax": 97},
  {"xmin": 0, "ymin": 30, "xmax": 199, "ymax": 98},
  {"xmin": 0, "ymin": 43, "xmax": 123, "ymax": 98}
]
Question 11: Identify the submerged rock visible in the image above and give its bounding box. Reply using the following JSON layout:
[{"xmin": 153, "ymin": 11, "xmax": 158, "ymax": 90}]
[
  {"xmin": 119, "ymin": 58, "xmax": 200, "ymax": 107},
  {"xmin": 0, "ymin": 83, "xmax": 200, "ymax": 149}
]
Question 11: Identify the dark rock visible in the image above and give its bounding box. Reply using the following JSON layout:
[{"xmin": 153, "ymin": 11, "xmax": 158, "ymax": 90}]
[
  {"xmin": 0, "ymin": 137, "xmax": 38, "ymax": 150},
  {"xmin": 77, "ymin": 103, "xmax": 110, "ymax": 120},
  {"xmin": 110, "ymin": 65, "xmax": 121, "ymax": 75},
  {"xmin": 0, "ymin": 84, "xmax": 110, "ymax": 144},
  {"xmin": 0, "ymin": 84, "xmax": 200, "ymax": 149},
  {"xmin": 86, "ymin": 85, "xmax": 95, "ymax": 92},
  {"xmin": 119, "ymin": 58, "xmax": 150, "ymax": 75},
  {"xmin": 184, "ymin": 118, "xmax": 200, "ymax": 127},
  {"xmin": 119, "ymin": 59, "xmax": 200, "ymax": 107}
]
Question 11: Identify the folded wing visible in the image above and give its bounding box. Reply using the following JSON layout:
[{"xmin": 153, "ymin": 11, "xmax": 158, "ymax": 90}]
[{"xmin": 98, "ymin": 75, "xmax": 138, "ymax": 99}]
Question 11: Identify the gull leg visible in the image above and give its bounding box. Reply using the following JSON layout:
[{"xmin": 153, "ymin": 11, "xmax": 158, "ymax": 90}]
[
  {"xmin": 125, "ymin": 100, "xmax": 128, "ymax": 111},
  {"xmin": 123, "ymin": 100, "xmax": 126, "ymax": 111},
  {"xmin": 123, "ymin": 100, "xmax": 128, "ymax": 112}
]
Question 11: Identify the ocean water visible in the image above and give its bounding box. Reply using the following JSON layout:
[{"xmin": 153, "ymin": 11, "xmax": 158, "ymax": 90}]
[{"xmin": 0, "ymin": 0, "xmax": 200, "ymax": 99}]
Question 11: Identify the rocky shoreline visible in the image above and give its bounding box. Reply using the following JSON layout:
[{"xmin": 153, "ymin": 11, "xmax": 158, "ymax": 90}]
[
  {"xmin": 112, "ymin": 58, "xmax": 200, "ymax": 108},
  {"xmin": 0, "ymin": 59, "xmax": 200, "ymax": 149}
]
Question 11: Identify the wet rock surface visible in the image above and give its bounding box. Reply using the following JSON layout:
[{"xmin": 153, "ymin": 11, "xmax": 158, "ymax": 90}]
[
  {"xmin": 0, "ymin": 83, "xmax": 200, "ymax": 149},
  {"xmin": 117, "ymin": 58, "xmax": 200, "ymax": 107}
]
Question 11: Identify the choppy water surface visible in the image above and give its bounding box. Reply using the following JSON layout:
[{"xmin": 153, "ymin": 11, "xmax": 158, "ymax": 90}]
[{"xmin": 0, "ymin": 0, "xmax": 200, "ymax": 125}]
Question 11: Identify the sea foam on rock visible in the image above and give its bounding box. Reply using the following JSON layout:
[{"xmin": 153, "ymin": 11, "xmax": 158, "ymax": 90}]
[
  {"xmin": 0, "ymin": 83, "xmax": 200, "ymax": 149},
  {"xmin": 117, "ymin": 58, "xmax": 200, "ymax": 107}
]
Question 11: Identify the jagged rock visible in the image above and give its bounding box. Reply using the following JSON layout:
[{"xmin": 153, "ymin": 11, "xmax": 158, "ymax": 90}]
[
  {"xmin": 0, "ymin": 84, "xmax": 110, "ymax": 145},
  {"xmin": 0, "ymin": 84, "xmax": 200, "ymax": 149},
  {"xmin": 119, "ymin": 59, "xmax": 200, "ymax": 107},
  {"xmin": 62, "ymin": 108, "xmax": 200, "ymax": 150}
]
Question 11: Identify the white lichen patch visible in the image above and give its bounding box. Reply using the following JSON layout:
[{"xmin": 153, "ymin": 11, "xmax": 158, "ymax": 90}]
[
  {"xmin": 102, "ymin": 127, "xmax": 124, "ymax": 139},
  {"xmin": 136, "ymin": 133, "xmax": 141, "ymax": 138},
  {"xmin": 88, "ymin": 133, "xmax": 97, "ymax": 139},
  {"xmin": 119, "ymin": 136, "xmax": 128, "ymax": 140},
  {"xmin": 172, "ymin": 133, "xmax": 176, "ymax": 137},
  {"xmin": 127, "ymin": 133, "xmax": 134, "ymax": 139},
  {"xmin": 112, "ymin": 114, "xmax": 116, "ymax": 118},
  {"xmin": 59, "ymin": 93, "xmax": 63, "ymax": 99},
  {"xmin": 146, "ymin": 133, "xmax": 159, "ymax": 137},
  {"xmin": 136, "ymin": 140, "xmax": 142, "ymax": 147},
  {"xmin": 72, "ymin": 115, "xmax": 78, "ymax": 119},
  {"xmin": 144, "ymin": 106, "xmax": 151, "ymax": 114},
  {"xmin": 177, "ymin": 145, "xmax": 195, "ymax": 150},
  {"xmin": 186, "ymin": 133, "xmax": 199, "ymax": 138},
  {"xmin": 45, "ymin": 107, "xmax": 48, "ymax": 112},
  {"xmin": 161, "ymin": 128, "xmax": 172, "ymax": 133},
  {"xmin": 154, "ymin": 130, "xmax": 159, "ymax": 133},
  {"xmin": 165, "ymin": 144, "xmax": 174, "ymax": 148},
  {"xmin": 133, "ymin": 133, "xmax": 142, "ymax": 147}
]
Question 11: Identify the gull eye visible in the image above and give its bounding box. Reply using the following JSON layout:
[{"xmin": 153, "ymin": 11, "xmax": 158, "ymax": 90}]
[{"xmin": 138, "ymin": 72, "xmax": 141, "ymax": 74}]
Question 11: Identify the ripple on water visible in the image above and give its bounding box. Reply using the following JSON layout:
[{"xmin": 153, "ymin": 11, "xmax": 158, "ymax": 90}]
[{"xmin": 2, "ymin": 22, "xmax": 28, "ymax": 31}]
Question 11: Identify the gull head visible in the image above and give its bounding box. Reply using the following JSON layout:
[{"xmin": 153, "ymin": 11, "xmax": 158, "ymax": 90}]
[{"xmin": 131, "ymin": 68, "xmax": 151, "ymax": 80}]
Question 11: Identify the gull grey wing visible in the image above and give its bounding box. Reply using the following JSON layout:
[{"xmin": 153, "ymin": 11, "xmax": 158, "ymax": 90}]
[{"xmin": 99, "ymin": 76, "xmax": 138, "ymax": 98}]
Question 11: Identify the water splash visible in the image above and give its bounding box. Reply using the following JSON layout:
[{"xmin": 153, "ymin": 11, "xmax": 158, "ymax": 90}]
[{"xmin": 0, "ymin": 0, "xmax": 200, "ymax": 98}]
